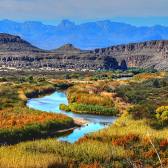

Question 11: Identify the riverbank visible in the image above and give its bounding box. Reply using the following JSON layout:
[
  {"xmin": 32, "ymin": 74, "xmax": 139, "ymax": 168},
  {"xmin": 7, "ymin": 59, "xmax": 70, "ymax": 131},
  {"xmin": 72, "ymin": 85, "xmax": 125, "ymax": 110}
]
[
  {"xmin": 54, "ymin": 117, "xmax": 89, "ymax": 134},
  {"xmin": 73, "ymin": 117, "xmax": 88, "ymax": 125},
  {"xmin": 0, "ymin": 79, "xmax": 77, "ymax": 145},
  {"xmin": 27, "ymin": 91, "xmax": 117, "ymax": 143},
  {"xmin": 50, "ymin": 118, "xmax": 88, "ymax": 136},
  {"xmin": 0, "ymin": 118, "xmax": 75, "ymax": 145},
  {"xmin": 1, "ymin": 72, "xmax": 168, "ymax": 167}
]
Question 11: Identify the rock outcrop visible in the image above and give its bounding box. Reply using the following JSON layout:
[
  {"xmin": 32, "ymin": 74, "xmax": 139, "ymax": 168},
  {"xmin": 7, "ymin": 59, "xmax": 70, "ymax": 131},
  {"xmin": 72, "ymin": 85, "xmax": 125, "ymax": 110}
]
[
  {"xmin": 54, "ymin": 44, "xmax": 81, "ymax": 53},
  {"xmin": 93, "ymin": 40, "xmax": 168, "ymax": 70},
  {"xmin": 0, "ymin": 33, "xmax": 41, "ymax": 52},
  {"xmin": 0, "ymin": 34, "xmax": 167, "ymax": 71}
]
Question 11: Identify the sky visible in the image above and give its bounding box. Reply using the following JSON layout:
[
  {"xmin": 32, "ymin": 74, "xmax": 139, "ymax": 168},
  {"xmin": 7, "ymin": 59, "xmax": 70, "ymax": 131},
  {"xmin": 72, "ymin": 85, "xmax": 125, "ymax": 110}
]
[{"xmin": 0, "ymin": 0, "xmax": 168, "ymax": 26}]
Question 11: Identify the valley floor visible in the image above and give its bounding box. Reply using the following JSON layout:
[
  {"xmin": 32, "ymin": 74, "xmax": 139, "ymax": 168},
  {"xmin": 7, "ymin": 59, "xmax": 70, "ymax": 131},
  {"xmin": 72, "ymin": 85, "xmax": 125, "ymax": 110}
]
[{"xmin": 0, "ymin": 71, "xmax": 168, "ymax": 167}]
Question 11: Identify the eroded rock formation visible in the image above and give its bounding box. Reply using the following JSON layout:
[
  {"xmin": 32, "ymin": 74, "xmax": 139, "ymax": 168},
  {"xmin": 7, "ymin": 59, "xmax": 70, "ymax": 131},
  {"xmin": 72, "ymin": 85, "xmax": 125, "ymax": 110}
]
[{"xmin": 0, "ymin": 33, "xmax": 168, "ymax": 71}]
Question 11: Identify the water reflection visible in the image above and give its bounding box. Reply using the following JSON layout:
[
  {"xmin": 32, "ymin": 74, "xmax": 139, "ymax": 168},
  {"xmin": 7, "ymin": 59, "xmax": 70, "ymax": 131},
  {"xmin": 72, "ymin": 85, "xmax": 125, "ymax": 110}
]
[{"xmin": 27, "ymin": 92, "xmax": 116, "ymax": 143}]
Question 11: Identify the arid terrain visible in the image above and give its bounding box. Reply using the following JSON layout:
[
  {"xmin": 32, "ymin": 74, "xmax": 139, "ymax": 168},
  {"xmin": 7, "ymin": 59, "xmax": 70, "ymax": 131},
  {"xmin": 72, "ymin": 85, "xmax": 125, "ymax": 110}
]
[{"xmin": 0, "ymin": 33, "xmax": 168, "ymax": 71}]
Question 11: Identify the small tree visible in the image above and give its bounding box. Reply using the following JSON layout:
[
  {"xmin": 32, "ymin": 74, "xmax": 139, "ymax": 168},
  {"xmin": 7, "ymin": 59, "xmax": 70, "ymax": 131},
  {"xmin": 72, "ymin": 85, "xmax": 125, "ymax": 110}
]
[
  {"xmin": 28, "ymin": 76, "xmax": 34, "ymax": 83},
  {"xmin": 0, "ymin": 77, "xmax": 7, "ymax": 82},
  {"xmin": 153, "ymin": 79, "xmax": 160, "ymax": 88}
]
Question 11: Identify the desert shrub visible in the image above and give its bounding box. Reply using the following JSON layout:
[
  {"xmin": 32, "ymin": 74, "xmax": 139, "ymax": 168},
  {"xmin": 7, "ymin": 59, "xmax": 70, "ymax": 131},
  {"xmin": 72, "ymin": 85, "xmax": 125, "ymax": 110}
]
[
  {"xmin": 0, "ymin": 86, "xmax": 20, "ymax": 110},
  {"xmin": 27, "ymin": 76, "xmax": 35, "ymax": 83},
  {"xmin": 153, "ymin": 79, "xmax": 160, "ymax": 88},
  {"xmin": 37, "ymin": 77, "xmax": 46, "ymax": 82},
  {"xmin": 156, "ymin": 106, "xmax": 168, "ymax": 121},
  {"xmin": 59, "ymin": 104, "xmax": 71, "ymax": 112},
  {"xmin": 161, "ymin": 79, "xmax": 168, "ymax": 87},
  {"xmin": 115, "ymin": 84, "xmax": 146, "ymax": 104},
  {"xmin": 143, "ymin": 149, "xmax": 156, "ymax": 159},
  {"xmin": 116, "ymin": 77, "xmax": 168, "ymax": 119},
  {"xmin": 112, "ymin": 134, "xmax": 139, "ymax": 147},
  {"xmin": 0, "ymin": 77, "xmax": 7, "ymax": 82},
  {"xmin": 128, "ymin": 104, "xmax": 155, "ymax": 119},
  {"xmin": 127, "ymin": 68, "xmax": 157, "ymax": 75},
  {"xmin": 159, "ymin": 139, "xmax": 168, "ymax": 150}
]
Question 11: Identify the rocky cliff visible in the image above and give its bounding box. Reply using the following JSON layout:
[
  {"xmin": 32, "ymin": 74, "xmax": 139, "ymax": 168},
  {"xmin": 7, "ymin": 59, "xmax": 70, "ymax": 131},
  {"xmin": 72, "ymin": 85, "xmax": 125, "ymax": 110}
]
[
  {"xmin": 0, "ymin": 34, "xmax": 167, "ymax": 71},
  {"xmin": 92, "ymin": 40, "xmax": 168, "ymax": 70}
]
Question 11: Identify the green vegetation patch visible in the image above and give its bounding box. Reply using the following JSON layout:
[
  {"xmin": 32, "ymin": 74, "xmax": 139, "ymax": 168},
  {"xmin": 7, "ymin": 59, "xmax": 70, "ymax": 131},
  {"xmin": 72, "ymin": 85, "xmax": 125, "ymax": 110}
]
[
  {"xmin": 116, "ymin": 77, "xmax": 168, "ymax": 119},
  {"xmin": 0, "ymin": 117, "xmax": 74, "ymax": 145},
  {"xmin": 60, "ymin": 103, "xmax": 118, "ymax": 115},
  {"xmin": 0, "ymin": 79, "xmax": 75, "ymax": 144}
]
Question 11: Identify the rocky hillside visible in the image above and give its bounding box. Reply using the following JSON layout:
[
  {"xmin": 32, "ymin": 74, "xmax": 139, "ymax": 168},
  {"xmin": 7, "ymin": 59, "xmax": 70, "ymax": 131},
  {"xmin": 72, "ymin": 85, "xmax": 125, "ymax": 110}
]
[
  {"xmin": 92, "ymin": 40, "xmax": 168, "ymax": 70},
  {"xmin": 53, "ymin": 44, "xmax": 81, "ymax": 54},
  {"xmin": 0, "ymin": 33, "xmax": 41, "ymax": 52},
  {"xmin": 0, "ymin": 34, "xmax": 167, "ymax": 71}
]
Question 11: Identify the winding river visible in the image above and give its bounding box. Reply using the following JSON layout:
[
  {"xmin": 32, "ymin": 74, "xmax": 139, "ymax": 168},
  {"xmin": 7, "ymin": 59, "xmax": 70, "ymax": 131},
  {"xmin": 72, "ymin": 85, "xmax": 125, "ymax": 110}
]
[{"xmin": 27, "ymin": 91, "xmax": 117, "ymax": 143}]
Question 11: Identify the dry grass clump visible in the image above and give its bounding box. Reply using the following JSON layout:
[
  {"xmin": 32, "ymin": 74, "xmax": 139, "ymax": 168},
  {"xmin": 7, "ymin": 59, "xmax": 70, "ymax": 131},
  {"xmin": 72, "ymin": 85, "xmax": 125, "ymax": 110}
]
[
  {"xmin": 0, "ymin": 139, "xmax": 126, "ymax": 168},
  {"xmin": 92, "ymin": 114, "xmax": 168, "ymax": 140},
  {"xmin": 133, "ymin": 72, "xmax": 166, "ymax": 81},
  {"xmin": 0, "ymin": 147, "xmax": 68, "ymax": 168},
  {"xmin": 67, "ymin": 83, "xmax": 114, "ymax": 107},
  {"xmin": 0, "ymin": 107, "xmax": 69, "ymax": 129}
]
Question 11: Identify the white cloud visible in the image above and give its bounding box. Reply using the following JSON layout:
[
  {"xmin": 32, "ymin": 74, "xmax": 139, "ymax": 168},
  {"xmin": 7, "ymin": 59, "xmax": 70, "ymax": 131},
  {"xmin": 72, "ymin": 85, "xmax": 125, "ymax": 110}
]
[{"xmin": 0, "ymin": 0, "xmax": 167, "ymax": 20}]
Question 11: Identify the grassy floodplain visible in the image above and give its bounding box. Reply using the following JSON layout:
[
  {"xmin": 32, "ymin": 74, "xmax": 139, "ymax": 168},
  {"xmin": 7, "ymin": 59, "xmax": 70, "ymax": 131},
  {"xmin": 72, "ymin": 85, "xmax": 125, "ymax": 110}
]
[
  {"xmin": 0, "ymin": 77, "xmax": 75, "ymax": 144},
  {"xmin": 0, "ymin": 70, "xmax": 168, "ymax": 167},
  {"xmin": 60, "ymin": 82, "xmax": 119, "ymax": 115}
]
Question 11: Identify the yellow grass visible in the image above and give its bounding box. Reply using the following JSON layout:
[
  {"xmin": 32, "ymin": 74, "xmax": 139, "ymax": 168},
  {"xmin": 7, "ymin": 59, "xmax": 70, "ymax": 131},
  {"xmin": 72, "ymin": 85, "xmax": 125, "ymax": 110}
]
[
  {"xmin": 93, "ymin": 113, "xmax": 168, "ymax": 140},
  {"xmin": 18, "ymin": 89, "xmax": 27, "ymax": 101},
  {"xmin": 0, "ymin": 146, "xmax": 68, "ymax": 168}
]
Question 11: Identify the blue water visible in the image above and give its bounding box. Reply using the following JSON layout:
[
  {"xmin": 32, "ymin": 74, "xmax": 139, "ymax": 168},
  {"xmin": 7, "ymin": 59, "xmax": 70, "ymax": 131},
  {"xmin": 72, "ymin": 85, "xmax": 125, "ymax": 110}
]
[{"xmin": 27, "ymin": 92, "xmax": 116, "ymax": 143}]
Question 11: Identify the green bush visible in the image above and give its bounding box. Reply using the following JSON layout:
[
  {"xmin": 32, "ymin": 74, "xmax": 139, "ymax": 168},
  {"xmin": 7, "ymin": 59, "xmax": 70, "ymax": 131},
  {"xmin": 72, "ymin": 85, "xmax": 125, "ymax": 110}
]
[
  {"xmin": 117, "ymin": 78, "xmax": 168, "ymax": 120},
  {"xmin": 0, "ymin": 77, "xmax": 7, "ymax": 82},
  {"xmin": 68, "ymin": 103, "xmax": 118, "ymax": 115},
  {"xmin": 156, "ymin": 106, "xmax": 168, "ymax": 121},
  {"xmin": 59, "ymin": 104, "xmax": 71, "ymax": 112},
  {"xmin": 116, "ymin": 78, "xmax": 168, "ymax": 105},
  {"xmin": 128, "ymin": 104, "xmax": 155, "ymax": 120},
  {"xmin": 153, "ymin": 79, "xmax": 160, "ymax": 88}
]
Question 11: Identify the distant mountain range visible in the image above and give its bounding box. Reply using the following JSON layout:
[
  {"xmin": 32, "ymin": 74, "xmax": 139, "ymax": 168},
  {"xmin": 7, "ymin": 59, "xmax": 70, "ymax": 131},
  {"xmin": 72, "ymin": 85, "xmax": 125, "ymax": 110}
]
[
  {"xmin": 0, "ymin": 19, "xmax": 168, "ymax": 50},
  {"xmin": 0, "ymin": 33, "xmax": 168, "ymax": 71}
]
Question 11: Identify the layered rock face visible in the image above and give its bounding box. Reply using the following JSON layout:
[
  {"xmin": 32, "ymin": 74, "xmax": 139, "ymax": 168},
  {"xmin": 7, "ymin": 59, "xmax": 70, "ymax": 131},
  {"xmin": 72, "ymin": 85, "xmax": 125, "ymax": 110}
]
[
  {"xmin": 0, "ymin": 34, "xmax": 120, "ymax": 70},
  {"xmin": 93, "ymin": 40, "xmax": 168, "ymax": 70},
  {"xmin": 0, "ymin": 33, "xmax": 167, "ymax": 71}
]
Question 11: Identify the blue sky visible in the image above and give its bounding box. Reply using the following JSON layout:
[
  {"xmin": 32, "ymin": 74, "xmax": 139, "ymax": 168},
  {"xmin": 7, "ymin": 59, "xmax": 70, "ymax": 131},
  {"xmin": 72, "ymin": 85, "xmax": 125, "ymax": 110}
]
[{"xmin": 0, "ymin": 0, "xmax": 168, "ymax": 26}]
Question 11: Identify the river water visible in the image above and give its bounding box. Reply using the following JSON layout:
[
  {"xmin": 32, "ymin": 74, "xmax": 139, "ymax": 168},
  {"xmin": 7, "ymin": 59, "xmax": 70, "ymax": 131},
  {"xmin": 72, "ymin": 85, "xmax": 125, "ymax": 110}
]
[{"xmin": 27, "ymin": 91, "xmax": 117, "ymax": 143}]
